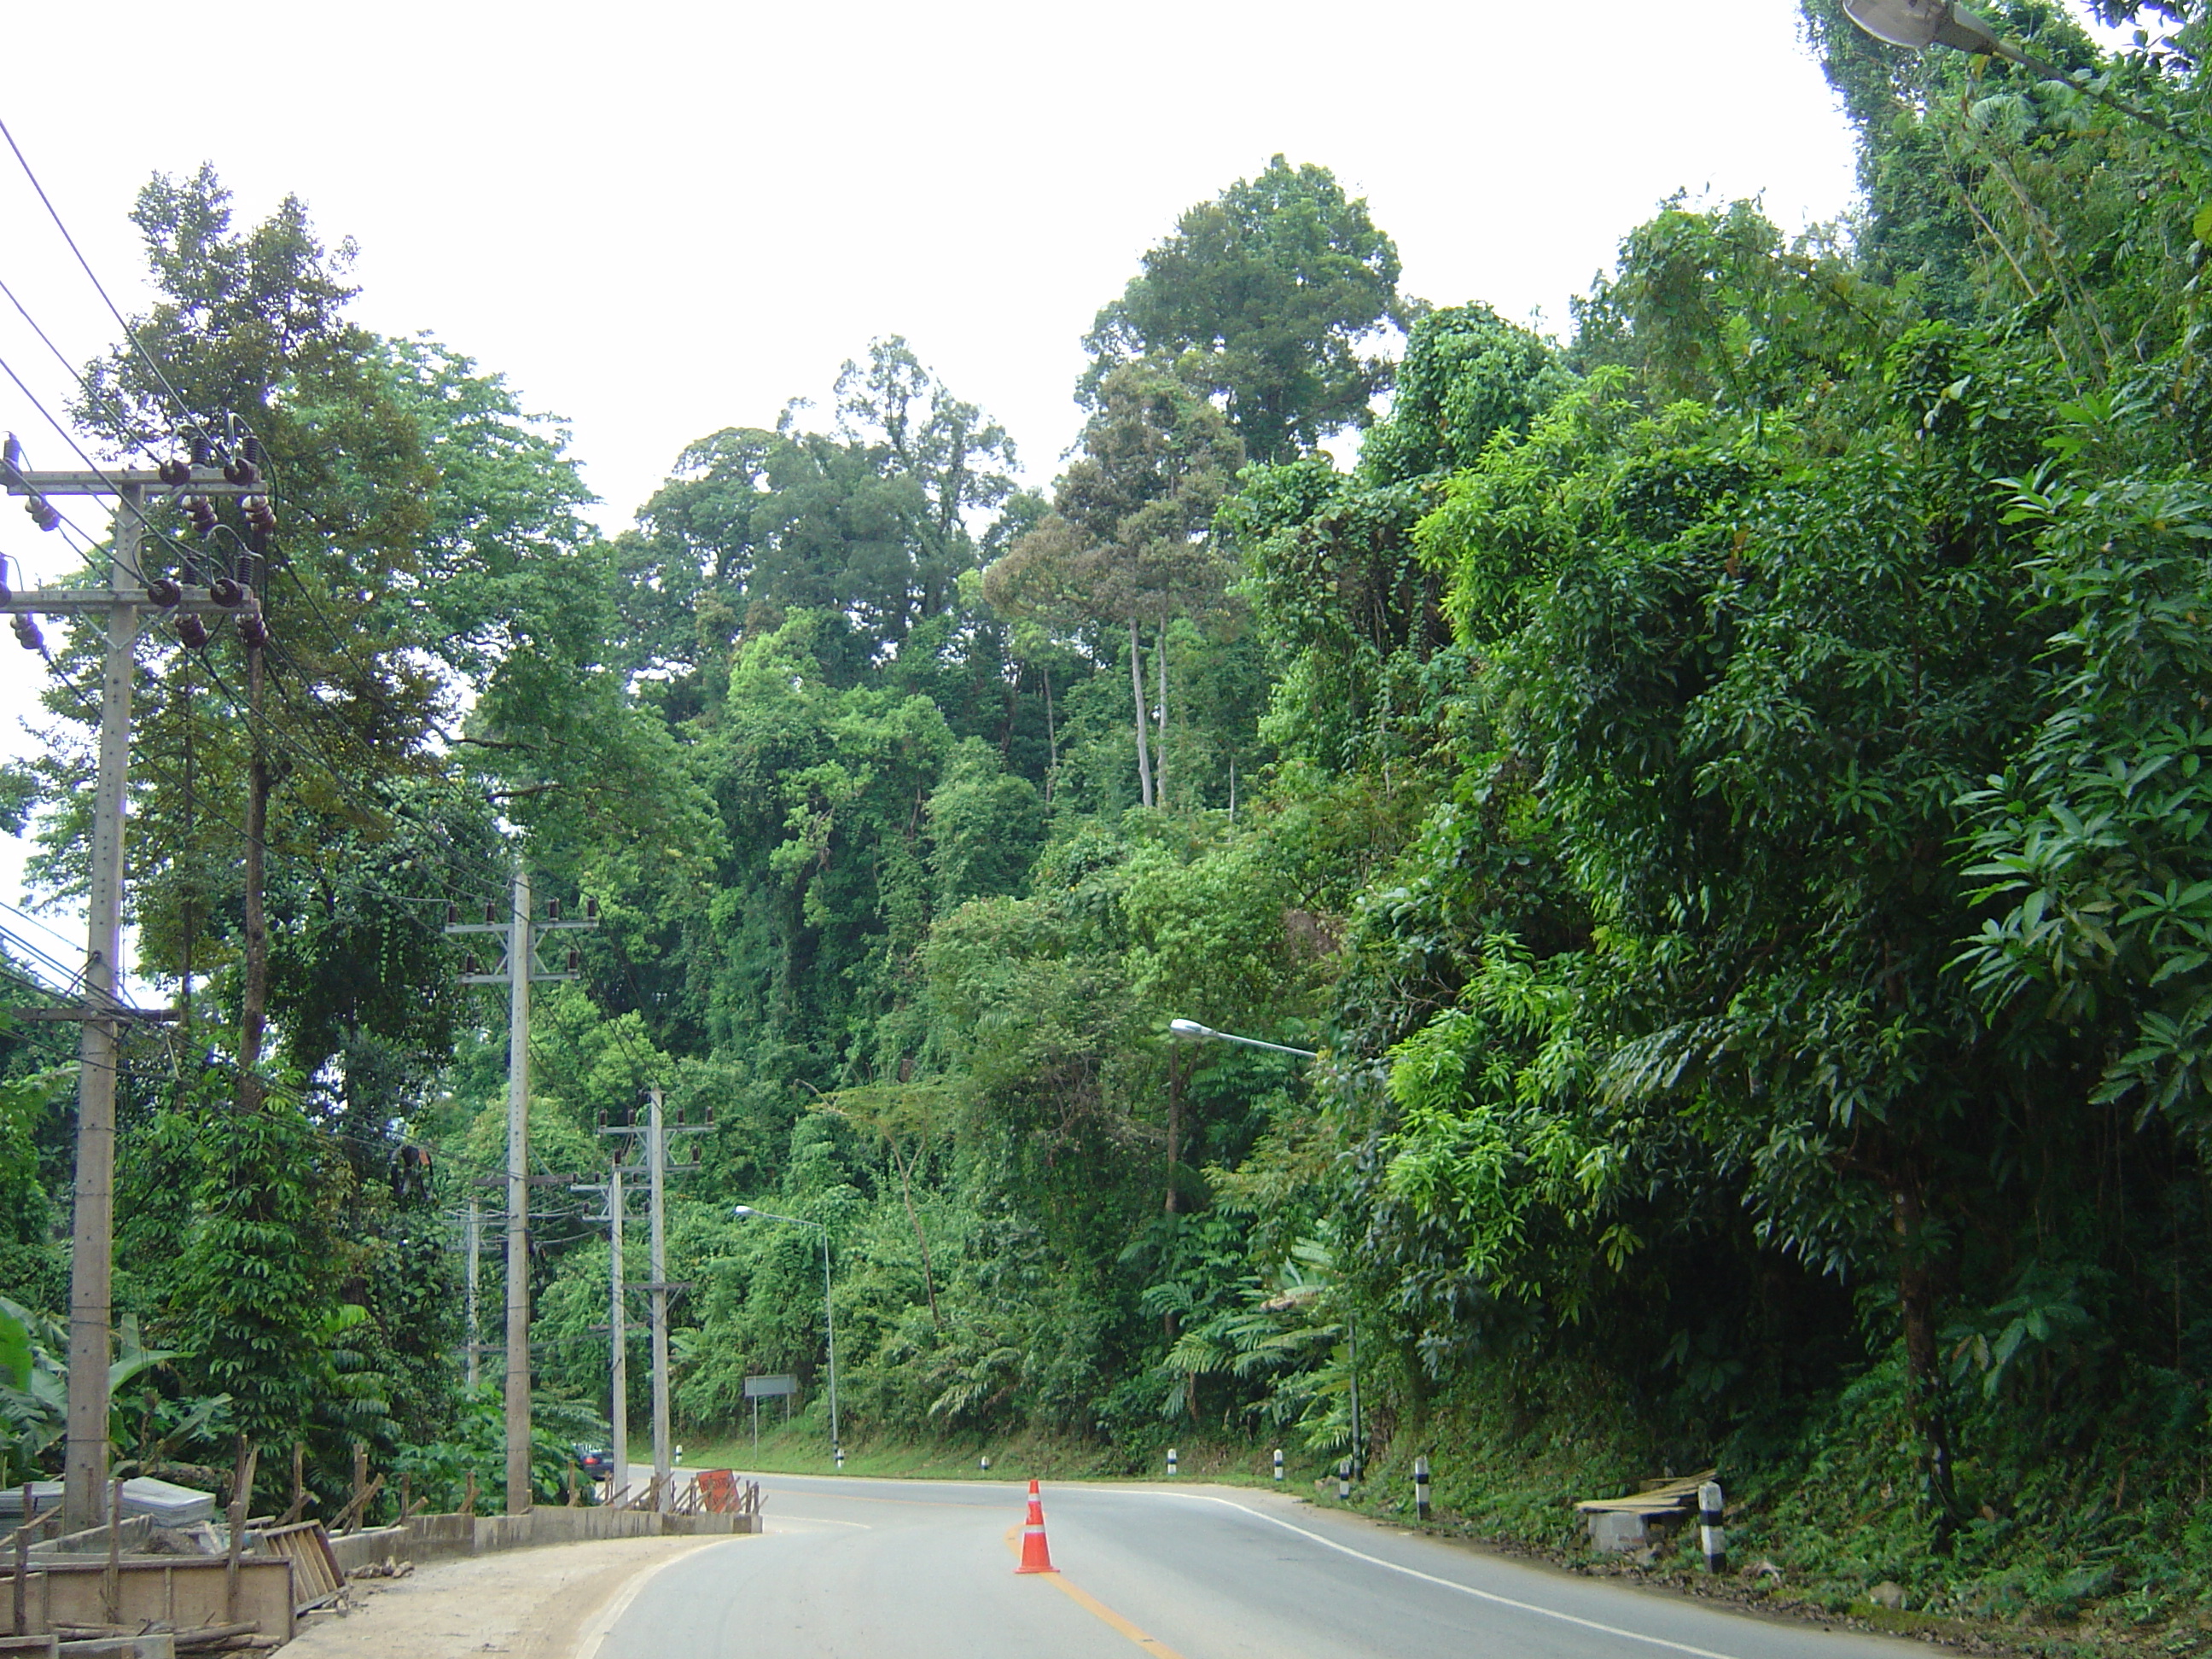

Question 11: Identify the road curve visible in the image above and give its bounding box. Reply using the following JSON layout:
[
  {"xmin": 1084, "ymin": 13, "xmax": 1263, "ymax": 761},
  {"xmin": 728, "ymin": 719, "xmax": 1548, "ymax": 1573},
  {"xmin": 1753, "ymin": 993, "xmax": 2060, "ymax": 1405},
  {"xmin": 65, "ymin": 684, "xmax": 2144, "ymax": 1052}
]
[{"xmin": 584, "ymin": 1473, "xmax": 1927, "ymax": 1659}]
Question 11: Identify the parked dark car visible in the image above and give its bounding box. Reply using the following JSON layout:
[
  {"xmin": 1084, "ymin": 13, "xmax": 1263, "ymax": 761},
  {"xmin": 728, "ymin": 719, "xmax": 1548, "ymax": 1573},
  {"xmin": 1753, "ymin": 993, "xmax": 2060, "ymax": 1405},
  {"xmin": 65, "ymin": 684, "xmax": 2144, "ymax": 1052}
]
[{"xmin": 578, "ymin": 1447, "xmax": 615, "ymax": 1482}]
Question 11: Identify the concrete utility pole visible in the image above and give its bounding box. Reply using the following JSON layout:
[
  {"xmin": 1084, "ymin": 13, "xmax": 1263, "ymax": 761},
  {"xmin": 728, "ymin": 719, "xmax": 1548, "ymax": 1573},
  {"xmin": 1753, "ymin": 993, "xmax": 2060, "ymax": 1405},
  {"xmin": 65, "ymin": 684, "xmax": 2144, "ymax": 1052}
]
[
  {"xmin": 503, "ymin": 865, "xmax": 532, "ymax": 1516},
  {"xmin": 572, "ymin": 1165, "xmax": 629, "ymax": 1502},
  {"xmin": 1, "ymin": 451, "xmax": 265, "ymax": 1529},
  {"xmin": 608, "ymin": 1165, "xmax": 627, "ymax": 1499},
  {"xmin": 446, "ymin": 874, "xmax": 596, "ymax": 1514},
  {"xmin": 648, "ymin": 1088, "xmax": 669, "ymax": 1505},
  {"xmin": 464, "ymin": 1198, "xmax": 481, "ymax": 1392},
  {"xmin": 601, "ymin": 1088, "xmax": 703, "ymax": 1511}
]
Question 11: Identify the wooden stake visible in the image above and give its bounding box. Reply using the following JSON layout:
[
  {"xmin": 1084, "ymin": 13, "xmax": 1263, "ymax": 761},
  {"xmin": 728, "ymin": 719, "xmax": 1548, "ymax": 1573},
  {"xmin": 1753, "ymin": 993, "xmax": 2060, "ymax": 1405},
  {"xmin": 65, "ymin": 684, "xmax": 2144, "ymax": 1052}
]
[
  {"xmin": 14, "ymin": 1481, "xmax": 27, "ymax": 1635},
  {"xmin": 102, "ymin": 1478, "xmax": 120, "ymax": 1624},
  {"xmin": 224, "ymin": 1439, "xmax": 257, "ymax": 1624}
]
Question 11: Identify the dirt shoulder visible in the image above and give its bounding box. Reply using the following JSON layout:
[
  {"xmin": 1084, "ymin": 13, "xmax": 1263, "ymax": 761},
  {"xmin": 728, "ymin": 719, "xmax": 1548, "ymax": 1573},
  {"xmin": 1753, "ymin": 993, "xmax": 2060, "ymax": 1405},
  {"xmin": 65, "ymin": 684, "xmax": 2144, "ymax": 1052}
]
[{"xmin": 278, "ymin": 1533, "xmax": 741, "ymax": 1659}]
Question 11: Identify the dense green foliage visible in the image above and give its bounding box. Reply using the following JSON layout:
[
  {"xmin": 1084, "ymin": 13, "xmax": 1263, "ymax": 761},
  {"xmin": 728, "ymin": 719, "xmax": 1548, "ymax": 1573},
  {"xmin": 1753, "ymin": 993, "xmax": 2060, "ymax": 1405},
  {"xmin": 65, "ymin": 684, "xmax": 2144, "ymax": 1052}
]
[{"xmin": 11, "ymin": 15, "xmax": 2212, "ymax": 1633}]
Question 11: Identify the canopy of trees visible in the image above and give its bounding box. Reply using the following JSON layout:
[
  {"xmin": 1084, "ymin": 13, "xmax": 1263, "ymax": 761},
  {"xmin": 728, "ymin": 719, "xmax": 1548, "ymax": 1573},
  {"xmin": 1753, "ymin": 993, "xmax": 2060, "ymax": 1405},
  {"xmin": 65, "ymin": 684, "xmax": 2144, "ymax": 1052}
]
[{"xmin": 6, "ymin": 4, "xmax": 2212, "ymax": 1630}]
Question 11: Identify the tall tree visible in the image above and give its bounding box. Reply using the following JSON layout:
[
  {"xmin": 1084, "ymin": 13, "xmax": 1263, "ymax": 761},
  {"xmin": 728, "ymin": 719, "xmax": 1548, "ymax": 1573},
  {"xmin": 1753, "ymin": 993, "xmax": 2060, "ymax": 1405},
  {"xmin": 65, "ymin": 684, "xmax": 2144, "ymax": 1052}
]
[
  {"xmin": 1082, "ymin": 157, "xmax": 1408, "ymax": 464},
  {"xmin": 619, "ymin": 337, "xmax": 1016, "ymax": 686},
  {"xmin": 986, "ymin": 364, "xmax": 1243, "ymax": 807}
]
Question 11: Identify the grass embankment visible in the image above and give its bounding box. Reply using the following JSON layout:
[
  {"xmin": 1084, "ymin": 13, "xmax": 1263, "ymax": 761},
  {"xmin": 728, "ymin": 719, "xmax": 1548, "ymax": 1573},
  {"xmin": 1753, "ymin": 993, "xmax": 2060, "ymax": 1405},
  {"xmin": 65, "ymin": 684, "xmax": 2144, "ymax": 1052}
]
[
  {"xmin": 677, "ymin": 1356, "xmax": 2212, "ymax": 1659},
  {"xmin": 1341, "ymin": 1354, "xmax": 2212, "ymax": 1659},
  {"xmin": 681, "ymin": 1410, "xmax": 1336, "ymax": 1488}
]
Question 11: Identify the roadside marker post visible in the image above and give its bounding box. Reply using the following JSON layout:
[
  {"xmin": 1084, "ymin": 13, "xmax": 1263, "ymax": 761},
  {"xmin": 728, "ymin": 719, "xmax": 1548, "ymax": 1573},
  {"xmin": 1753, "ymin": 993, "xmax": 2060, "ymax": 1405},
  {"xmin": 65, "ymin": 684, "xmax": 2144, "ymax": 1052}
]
[
  {"xmin": 1166, "ymin": 1447, "xmax": 1178, "ymax": 1477},
  {"xmin": 1272, "ymin": 1447, "xmax": 1284, "ymax": 1482},
  {"xmin": 1414, "ymin": 1455, "xmax": 1431, "ymax": 1522},
  {"xmin": 1337, "ymin": 1458, "xmax": 1351, "ymax": 1502},
  {"xmin": 980, "ymin": 1456, "xmax": 991, "ymax": 1473},
  {"xmin": 1698, "ymin": 1481, "xmax": 1726, "ymax": 1575},
  {"xmin": 835, "ymin": 1446, "xmax": 845, "ymax": 1471}
]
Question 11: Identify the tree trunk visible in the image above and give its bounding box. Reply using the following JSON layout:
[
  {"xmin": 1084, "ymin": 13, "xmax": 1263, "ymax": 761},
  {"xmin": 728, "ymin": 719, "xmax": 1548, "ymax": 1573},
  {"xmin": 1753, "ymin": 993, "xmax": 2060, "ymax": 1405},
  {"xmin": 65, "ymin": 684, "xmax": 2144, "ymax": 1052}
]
[
  {"xmin": 1892, "ymin": 1179, "xmax": 1955, "ymax": 1519},
  {"xmin": 1164, "ymin": 1048, "xmax": 1183, "ymax": 1216},
  {"xmin": 237, "ymin": 639, "xmax": 270, "ymax": 1113},
  {"xmin": 1155, "ymin": 617, "xmax": 1169, "ymax": 808},
  {"xmin": 1042, "ymin": 665, "xmax": 1057, "ymax": 806},
  {"xmin": 1128, "ymin": 619, "xmax": 1154, "ymax": 808},
  {"xmin": 891, "ymin": 1140, "xmax": 941, "ymax": 1329}
]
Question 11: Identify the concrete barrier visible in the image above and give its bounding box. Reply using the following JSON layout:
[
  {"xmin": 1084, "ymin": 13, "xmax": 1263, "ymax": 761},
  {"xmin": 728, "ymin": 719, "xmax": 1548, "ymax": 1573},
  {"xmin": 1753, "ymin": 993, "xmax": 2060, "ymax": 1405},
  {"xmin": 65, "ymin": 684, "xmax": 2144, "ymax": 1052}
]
[
  {"xmin": 383, "ymin": 1505, "xmax": 758, "ymax": 1569},
  {"xmin": 324, "ymin": 1525, "xmax": 408, "ymax": 1577}
]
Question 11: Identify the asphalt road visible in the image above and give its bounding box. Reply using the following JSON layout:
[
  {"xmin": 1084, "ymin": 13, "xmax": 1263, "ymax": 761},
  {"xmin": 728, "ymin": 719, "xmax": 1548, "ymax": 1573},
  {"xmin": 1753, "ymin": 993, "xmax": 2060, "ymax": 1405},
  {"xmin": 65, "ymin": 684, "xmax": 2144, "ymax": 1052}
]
[{"xmin": 581, "ymin": 1473, "xmax": 1930, "ymax": 1659}]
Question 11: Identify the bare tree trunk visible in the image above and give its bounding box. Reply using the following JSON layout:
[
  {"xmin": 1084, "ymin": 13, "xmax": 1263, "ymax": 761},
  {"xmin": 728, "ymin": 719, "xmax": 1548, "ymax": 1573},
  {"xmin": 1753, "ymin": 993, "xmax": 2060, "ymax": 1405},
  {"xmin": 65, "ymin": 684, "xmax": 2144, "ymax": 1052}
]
[
  {"xmin": 1164, "ymin": 1047, "xmax": 1183, "ymax": 1216},
  {"xmin": 237, "ymin": 639, "xmax": 270, "ymax": 1113},
  {"xmin": 1042, "ymin": 665, "xmax": 1057, "ymax": 806},
  {"xmin": 1128, "ymin": 619, "xmax": 1154, "ymax": 808},
  {"xmin": 1892, "ymin": 1179, "xmax": 1955, "ymax": 1521},
  {"xmin": 1157, "ymin": 621, "xmax": 1174, "ymax": 802},
  {"xmin": 891, "ymin": 1140, "xmax": 940, "ymax": 1329},
  {"xmin": 1165, "ymin": 1050, "xmax": 1190, "ymax": 1417}
]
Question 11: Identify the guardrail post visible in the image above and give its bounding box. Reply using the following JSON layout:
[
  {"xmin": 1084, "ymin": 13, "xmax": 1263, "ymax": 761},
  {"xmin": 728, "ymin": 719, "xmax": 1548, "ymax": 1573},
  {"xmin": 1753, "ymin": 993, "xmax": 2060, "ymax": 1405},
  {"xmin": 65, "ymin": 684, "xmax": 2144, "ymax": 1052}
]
[
  {"xmin": 1698, "ymin": 1481, "xmax": 1726, "ymax": 1575},
  {"xmin": 1272, "ymin": 1447, "xmax": 1284, "ymax": 1483},
  {"xmin": 1414, "ymin": 1454, "xmax": 1431, "ymax": 1522}
]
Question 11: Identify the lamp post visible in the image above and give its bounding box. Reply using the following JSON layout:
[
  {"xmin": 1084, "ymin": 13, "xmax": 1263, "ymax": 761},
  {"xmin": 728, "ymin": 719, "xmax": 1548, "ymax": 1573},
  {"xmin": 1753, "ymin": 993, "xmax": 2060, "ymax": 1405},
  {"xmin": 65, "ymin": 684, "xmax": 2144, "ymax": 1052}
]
[
  {"xmin": 1841, "ymin": 0, "xmax": 2201, "ymax": 151},
  {"xmin": 1167, "ymin": 1017, "xmax": 1361, "ymax": 1473},
  {"xmin": 733, "ymin": 1206, "xmax": 838, "ymax": 1459},
  {"xmin": 1167, "ymin": 1018, "xmax": 1317, "ymax": 1059}
]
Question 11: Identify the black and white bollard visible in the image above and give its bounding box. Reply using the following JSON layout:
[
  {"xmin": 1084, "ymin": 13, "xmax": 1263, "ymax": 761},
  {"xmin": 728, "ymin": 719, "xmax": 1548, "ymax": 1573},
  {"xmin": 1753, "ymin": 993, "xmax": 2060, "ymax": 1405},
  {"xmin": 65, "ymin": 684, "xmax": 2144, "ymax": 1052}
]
[
  {"xmin": 1414, "ymin": 1454, "xmax": 1431, "ymax": 1522},
  {"xmin": 1167, "ymin": 1447, "xmax": 1178, "ymax": 1477},
  {"xmin": 1272, "ymin": 1447, "xmax": 1284, "ymax": 1483},
  {"xmin": 980, "ymin": 1455, "xmax": 991, "ymax": 1472},
  {"xmin": 835, "ymin": 1444, "xmax": 845, "ymax": 1471},
  {"xmin": 1337, "ymin": 1458, "xmax": 1352, "ymax": 1502},
  {"xmin": 1698, "ymin": 1481, "xmax": 1726, "ymax": 1575}
]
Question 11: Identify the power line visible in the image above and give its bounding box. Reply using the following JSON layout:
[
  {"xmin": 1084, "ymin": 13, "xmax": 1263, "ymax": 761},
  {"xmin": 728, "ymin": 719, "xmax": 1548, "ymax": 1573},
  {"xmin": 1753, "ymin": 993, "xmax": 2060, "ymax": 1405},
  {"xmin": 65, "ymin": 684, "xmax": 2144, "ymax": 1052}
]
[
  {"xmin": 0, "ymin": 270, "xmax": 100, "ymax": 396},
  {"xmin": 0, "ymin": 116, "xmax": 194, "ymax": 441}
]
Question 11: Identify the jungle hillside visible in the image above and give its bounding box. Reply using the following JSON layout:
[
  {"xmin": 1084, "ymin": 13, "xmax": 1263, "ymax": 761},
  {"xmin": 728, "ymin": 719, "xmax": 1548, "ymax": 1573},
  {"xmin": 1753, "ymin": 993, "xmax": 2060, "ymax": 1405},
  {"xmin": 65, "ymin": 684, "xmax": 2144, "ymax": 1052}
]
[{"xmin": 6, "ymin": 0, "xmax": 2212, "ymax": 1647}]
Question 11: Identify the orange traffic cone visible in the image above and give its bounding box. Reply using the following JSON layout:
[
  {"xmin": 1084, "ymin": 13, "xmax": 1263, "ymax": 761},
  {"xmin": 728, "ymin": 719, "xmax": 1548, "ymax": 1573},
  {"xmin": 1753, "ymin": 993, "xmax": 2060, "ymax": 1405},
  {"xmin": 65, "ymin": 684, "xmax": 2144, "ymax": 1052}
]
[{"xmin": 1015, "ymin": 1478, "xmax": 1056, "ymax": 1574}]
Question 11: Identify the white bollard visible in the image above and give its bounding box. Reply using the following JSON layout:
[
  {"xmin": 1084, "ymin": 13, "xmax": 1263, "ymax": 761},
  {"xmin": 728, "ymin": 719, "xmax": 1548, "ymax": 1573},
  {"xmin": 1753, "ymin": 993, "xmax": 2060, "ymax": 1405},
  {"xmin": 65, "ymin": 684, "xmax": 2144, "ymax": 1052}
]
[
  {"xmin": 1272, "ymin": 1447, "xmax": 1284, "ymax": 1482},
  {"xmin": 1699, "ymin": 1481, "xmax": 1726, "ymax": 1575},
  {"xmin": 1414, "ymin": 1454, "xmax": 1431, "ymax": 1522},
  {"xmin": 1167, "ymin": 1447, "xmax": 1179, "ymax": 1477},
  {"xmin": 835, "ymin": 1444, "xmax": 845, "ymax": 1471},
  {"xmin": 980, "ymin": 1455, "xmax": 991, "ymax": 1472},
  {"xmin": 1337, "ymin": 1458, "xmax": 1351, "ymax": 1502}
]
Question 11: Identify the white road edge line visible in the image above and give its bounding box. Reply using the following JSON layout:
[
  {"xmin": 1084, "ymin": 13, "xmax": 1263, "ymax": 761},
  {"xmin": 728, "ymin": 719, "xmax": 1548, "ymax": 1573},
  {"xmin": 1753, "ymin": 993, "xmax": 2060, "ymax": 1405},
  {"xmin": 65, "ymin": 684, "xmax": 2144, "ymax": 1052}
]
[
  {"xmin": 1163, "ymin": 1494, "xmax": 1745, "ymax": 1659},
  {"xmin": 572, "ymin": 1540, "xmax": 731, "ymax": 1659}
]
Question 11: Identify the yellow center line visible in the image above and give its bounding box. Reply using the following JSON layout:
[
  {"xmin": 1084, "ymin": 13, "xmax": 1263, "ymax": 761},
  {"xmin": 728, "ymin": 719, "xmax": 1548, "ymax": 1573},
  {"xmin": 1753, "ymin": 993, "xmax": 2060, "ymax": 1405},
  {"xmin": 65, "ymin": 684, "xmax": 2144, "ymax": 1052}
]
[{"xmin": 1002, "ymin": 1522, "xmax": 1190, "ymax": 1659}]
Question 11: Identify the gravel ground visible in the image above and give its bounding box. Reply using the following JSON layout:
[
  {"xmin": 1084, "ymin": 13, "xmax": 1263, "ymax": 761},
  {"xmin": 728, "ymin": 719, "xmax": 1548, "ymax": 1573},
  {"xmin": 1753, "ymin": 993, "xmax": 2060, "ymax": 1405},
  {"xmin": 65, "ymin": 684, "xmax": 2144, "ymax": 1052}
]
[{"xmin": 278, "ymin": 1533, "xmax": 741, "ymax": 1658}]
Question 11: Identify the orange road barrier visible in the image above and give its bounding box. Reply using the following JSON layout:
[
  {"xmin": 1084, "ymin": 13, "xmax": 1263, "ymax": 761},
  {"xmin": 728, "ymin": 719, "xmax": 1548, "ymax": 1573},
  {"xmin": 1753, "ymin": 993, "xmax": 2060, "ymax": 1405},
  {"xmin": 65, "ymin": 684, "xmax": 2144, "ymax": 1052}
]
[{"xmin": 1015, "ymin": 1478, "xmax": 1056, "ymax": 1575}]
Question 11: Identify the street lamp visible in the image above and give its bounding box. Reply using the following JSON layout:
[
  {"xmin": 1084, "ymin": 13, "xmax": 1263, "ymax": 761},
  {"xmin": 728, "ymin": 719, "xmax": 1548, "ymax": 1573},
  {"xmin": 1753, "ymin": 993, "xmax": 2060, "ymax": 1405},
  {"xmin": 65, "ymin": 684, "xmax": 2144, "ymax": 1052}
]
[
  {"xmin": 1842, "ymin": 0, "xmax": 2202, "ymax": 151},
  {"xmin": 1842, "ymin": 0, "xmax": 2025, "ymax": 61},
  {"xmin": 732, "ymin": 1207, "xmax": 838, "ymax": 1459},
  {"xmin": 1166, "ymin": 1017, "xmax": 1364, "ymax": 1476},
  {"xmin": 1167, "ymin": 1018, "xmax": 1318, "ymax": 1059}
]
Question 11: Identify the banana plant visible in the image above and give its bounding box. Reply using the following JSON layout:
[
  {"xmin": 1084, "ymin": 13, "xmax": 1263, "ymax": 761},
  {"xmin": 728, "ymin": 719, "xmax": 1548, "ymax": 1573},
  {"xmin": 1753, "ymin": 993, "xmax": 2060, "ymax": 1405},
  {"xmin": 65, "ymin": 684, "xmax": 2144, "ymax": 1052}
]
[{"xmin": 0, "ymin": 1296, "xmax": 225, "ymax": 1487}]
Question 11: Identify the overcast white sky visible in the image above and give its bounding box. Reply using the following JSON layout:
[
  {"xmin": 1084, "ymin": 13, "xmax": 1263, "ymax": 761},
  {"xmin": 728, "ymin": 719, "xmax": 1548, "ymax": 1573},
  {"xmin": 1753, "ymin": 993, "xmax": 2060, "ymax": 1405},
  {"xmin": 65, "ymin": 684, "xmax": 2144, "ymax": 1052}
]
[{"xmin": 0, "ymin": 0, "xmax": 1866, "ymax": 991}]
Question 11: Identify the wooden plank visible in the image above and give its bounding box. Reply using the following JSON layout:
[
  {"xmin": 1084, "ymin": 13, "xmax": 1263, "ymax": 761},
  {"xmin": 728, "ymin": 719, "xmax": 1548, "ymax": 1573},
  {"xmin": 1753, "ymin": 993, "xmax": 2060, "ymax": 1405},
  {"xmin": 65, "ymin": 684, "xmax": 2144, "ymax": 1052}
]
[
  {"xmin": 252, "ymin": 1522, "xmax": 342, "ymax": 1612},
  {"xmin": 1574, "ymin": 1468, "xmax": 1716, "ymax": 1513}
]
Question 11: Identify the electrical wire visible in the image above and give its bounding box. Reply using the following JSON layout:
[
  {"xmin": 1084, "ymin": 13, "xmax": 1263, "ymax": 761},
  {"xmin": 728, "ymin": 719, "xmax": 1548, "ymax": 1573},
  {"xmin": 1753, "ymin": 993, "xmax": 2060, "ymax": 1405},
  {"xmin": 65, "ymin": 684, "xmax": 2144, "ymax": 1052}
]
[
  {"xmin": 0, "ymin": 115, "xmax": 196, "ymax": 438},
  {"xmin": 0, "ymin": 270, "xmax": 101, "ymax": 398},
  {"xmin": 0, "ymin": 346, "xmax": 233, "ymax": 589}
]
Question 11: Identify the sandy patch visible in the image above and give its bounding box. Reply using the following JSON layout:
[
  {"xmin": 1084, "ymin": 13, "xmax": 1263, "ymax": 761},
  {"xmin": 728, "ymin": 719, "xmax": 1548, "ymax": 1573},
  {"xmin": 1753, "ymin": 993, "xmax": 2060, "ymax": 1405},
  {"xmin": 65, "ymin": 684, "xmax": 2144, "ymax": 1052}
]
[{"xmin": 279, "ymin": 1534, "xmax": 735, "ymax": 1658}]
